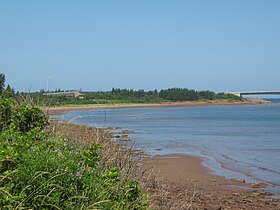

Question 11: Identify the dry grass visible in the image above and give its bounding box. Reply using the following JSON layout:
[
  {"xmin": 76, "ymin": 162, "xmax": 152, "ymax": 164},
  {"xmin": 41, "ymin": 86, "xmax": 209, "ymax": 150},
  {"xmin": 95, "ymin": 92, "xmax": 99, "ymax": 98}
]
[{"xmin": 47, "ymin": 120, "xmax": 202, "ymax": 209}]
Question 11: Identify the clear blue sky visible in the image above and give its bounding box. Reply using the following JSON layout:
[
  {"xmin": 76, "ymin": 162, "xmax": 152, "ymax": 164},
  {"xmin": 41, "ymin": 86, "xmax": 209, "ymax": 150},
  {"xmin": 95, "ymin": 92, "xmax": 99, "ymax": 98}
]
[{"xmin": 1, "ymin": 0, "xmax": 279, "ymax": 92}]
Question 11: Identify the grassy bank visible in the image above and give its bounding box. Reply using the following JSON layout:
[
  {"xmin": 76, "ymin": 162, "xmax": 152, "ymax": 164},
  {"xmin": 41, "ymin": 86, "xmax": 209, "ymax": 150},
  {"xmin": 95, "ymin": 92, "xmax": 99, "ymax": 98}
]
[{"xmin": 0, "ymin": 97, "xmax": 148, "ymax": 209}]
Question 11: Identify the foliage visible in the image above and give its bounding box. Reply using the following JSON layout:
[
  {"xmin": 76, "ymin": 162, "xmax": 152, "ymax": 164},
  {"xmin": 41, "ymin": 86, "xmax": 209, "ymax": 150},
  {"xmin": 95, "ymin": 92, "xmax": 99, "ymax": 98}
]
[
  {"xmin": 0, "ymin": 75, "xmax": 148, "ymax": 209},
  {"xmin": 0, "ymin": 129, "xmax": 147, "ymax": 209},
  {"xmin": 0, "ymin": 98, "xmax": 13, "ymax": 132},
  {"xmin": 10, "ymin": 103, "xmax": 48, "ymax": 133},
  {"xmin": 159, "ymin": 88, "xmax": 199, "ymax": 101},
  {"xmin": 3, "ymin": 85, "xmax": 16, "ymax": 98},
  {"xmin": 0, "ymin": 73, "xmax": 5, "ymax": 94},
  {"xmin": 215, "ymin": 92, "xmax": 244, "ymax": 101}
]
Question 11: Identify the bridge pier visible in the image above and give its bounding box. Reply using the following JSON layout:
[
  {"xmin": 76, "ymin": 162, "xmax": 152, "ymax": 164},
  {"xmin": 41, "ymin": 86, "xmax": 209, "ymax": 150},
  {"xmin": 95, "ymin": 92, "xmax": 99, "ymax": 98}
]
[{"xmin": 232, "ymin": 93, "xmax": 241, "ymax": 97}]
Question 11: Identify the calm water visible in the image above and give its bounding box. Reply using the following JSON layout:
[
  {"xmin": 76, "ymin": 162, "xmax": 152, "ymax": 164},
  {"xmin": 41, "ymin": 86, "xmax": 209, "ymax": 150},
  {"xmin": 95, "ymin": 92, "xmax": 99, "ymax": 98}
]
[
  {"xmin": 54, "ymin": 104, "xmax": 280, "ymax": 194},
  {"xmin": 263, "ymin": 98, "xmax": 280, "ymax": 103}
]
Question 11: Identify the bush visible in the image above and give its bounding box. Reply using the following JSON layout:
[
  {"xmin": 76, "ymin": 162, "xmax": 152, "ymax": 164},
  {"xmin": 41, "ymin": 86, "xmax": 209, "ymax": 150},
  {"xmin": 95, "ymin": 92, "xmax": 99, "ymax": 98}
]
[
  {"xmin": 0, "ymin": 96, "xmax": 147, "ymax": 209},
  {"xmin": 10, "ymin": 103, "xmax": 48, "ymax": 133},
  {"xmin": 0, "ymin": 130, "xmax": 147, "ymax": 209},
  {"xmin": 0, "ymin": 98, "xmax": 13, "ymax": 132}
]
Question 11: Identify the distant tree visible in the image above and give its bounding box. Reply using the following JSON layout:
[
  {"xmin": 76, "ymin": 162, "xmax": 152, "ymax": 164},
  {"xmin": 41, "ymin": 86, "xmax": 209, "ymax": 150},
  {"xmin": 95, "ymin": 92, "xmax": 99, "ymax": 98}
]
[
  {"xmin": 5, "ymin": 84, "xmax": 11, "ymax": 92},
  {"xmin": 159, "ymin": 88, "xmax": 199, "ymax": 101},
  {"xmin": 0, "ymin": 73, "xmax": 5, "ymax": 94},
  {"xmin": 3, "ymin": 84, "xmax": 15, "ymax": 98},
  {"xmin": 198, "ymin": 90, "xmax": 216, "ymax": 100}
]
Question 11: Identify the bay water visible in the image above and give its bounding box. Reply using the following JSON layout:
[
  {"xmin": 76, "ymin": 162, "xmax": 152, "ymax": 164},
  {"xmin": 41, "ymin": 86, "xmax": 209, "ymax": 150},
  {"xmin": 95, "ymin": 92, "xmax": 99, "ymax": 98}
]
[{"xmin": 54, "ymin": 103, "xmax": 280, "ymax": 195}]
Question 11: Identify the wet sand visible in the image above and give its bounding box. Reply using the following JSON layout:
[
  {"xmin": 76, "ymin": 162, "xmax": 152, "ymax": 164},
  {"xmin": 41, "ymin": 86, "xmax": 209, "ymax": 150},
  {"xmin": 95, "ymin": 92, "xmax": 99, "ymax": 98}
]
[
  {"xmin": 142, "ymin": 154, "xmax": 280, "ymax": 209},
  {"xmin": 144, "ymin": 154, "xmax": 213, "ymax": 185}
]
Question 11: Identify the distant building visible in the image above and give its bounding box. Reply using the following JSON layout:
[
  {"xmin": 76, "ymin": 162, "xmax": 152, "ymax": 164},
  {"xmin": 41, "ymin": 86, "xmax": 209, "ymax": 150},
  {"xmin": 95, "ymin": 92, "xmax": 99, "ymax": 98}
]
[{"xmin": 43, "ymin": 91, "xmax": 84, "ymax": 99}]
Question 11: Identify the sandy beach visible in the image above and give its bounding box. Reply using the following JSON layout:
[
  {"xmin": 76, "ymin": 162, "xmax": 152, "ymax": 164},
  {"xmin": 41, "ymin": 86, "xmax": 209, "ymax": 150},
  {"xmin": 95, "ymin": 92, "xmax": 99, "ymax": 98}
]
[
  {"xmin": 46, "ymin": 100, "xmax": 259, "ymax": 115},
  {"xmin": 142, "ymin": 154, "xmax": 280, "ymax": 209}
]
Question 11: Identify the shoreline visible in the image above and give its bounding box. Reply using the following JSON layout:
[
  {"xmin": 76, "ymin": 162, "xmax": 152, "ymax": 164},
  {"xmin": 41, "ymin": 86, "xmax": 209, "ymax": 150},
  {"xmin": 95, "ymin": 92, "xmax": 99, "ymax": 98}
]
[
  {"xmin": 142, "ymin": 153, "xmax": 280, "ymax": 208},
  {"xmin": 143, "ymin": 153, "xmax": 271, "ymax": 190},
  {"xmin": 48, "ymin": 101, "xmax": 280, "ymax": 208},
  {"xmin": 46, "ymin": 100, "xmax": 267, "ymax": 115},
  {"xmin": 50, "ymin": 122, "xmax": 280, "ymax": 208},
  {"xmin": 48, "ymin": 100, "xmax": 278, "ymax": 189}
]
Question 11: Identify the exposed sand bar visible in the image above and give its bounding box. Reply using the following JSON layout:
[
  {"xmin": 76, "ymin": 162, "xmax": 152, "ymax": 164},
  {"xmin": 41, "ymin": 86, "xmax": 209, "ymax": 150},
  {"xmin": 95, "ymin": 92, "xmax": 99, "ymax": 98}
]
[{"xmin": 46, "ymin": 101, "xmax": 254, "ymax": 115}]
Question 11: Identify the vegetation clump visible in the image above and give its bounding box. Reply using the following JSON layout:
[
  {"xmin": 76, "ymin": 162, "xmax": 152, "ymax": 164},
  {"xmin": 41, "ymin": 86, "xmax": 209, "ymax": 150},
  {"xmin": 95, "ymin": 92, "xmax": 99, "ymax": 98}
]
[{"xmin": 0, "ymin": 74, "xmax": 148, "ymax": 209}]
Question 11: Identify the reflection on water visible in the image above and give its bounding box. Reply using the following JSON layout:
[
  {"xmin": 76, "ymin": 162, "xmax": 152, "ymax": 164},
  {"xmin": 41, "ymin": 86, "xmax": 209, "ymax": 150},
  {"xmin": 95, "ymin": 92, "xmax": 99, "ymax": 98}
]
[{"xmin": 54, "ymin": 104, "xmax": 280, "ymax": 194}]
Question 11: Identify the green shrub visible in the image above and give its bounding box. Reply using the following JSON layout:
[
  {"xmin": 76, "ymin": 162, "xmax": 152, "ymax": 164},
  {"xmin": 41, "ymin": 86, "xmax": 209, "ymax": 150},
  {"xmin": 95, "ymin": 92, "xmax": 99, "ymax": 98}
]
[
  {"xmin": 11, "ymin": 103, "xmax": 48, "ymax": 133},
  {"xmin": 0, "ymin": 98, "xmax": 13, "ymax": 132},
  {"xmin": 0, "ymin": 97, "xmax": 148, "ymax": 209},
  {"xmin": 0, "ymin": 132, "xmax": 147, "ymax": 209}
]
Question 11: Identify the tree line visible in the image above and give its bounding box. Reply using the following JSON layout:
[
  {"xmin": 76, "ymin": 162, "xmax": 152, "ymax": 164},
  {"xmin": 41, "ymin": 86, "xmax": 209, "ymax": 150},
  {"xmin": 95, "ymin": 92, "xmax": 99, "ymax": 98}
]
[
  {"xmin": 0, "ymin": 72, "xmax": 241, "ymax": 105},
  {"xmin": 1, "ymin": 71, "xmax": 241, "ymax": 105},
  {"xmin": 85, "ymin": 88, "xmax": 218, "ymax": 101},
  {"xmin": 28, "ymin": 87, "xmax": 242, "ymax": 106}
]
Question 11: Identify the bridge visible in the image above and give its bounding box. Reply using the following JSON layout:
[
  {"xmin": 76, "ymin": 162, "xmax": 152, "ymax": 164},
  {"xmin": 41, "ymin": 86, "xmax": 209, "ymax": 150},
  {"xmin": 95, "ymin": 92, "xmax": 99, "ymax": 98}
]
[{"xmin": 227, "ymin": 91, "xmax": 280, "ymax": 97}]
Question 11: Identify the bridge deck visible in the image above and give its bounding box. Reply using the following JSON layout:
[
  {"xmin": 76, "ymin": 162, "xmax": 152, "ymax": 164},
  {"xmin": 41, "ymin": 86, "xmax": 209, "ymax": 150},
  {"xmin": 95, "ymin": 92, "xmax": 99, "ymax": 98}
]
[{"xmin": 227, "ymin": 91, "xmax": 280, "ymax": 97}]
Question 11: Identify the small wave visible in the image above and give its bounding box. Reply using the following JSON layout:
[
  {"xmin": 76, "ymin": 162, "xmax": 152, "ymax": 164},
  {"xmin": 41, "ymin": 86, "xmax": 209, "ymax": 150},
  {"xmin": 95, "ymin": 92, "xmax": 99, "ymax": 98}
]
[
  {"xmin": 221, "ymin": 154, "xmax": 280, "ymax": 175},
  {"xmin": 218, "ymin": 154, "xmax": 280, "ymax": 187}
]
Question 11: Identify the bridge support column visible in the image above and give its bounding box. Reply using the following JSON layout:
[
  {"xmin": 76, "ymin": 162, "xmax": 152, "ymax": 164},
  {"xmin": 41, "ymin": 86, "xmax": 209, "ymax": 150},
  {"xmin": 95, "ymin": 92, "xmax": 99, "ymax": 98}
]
[{"xmin": 233, "ymin": 93, "xmax": 241, "ymax": 97}]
